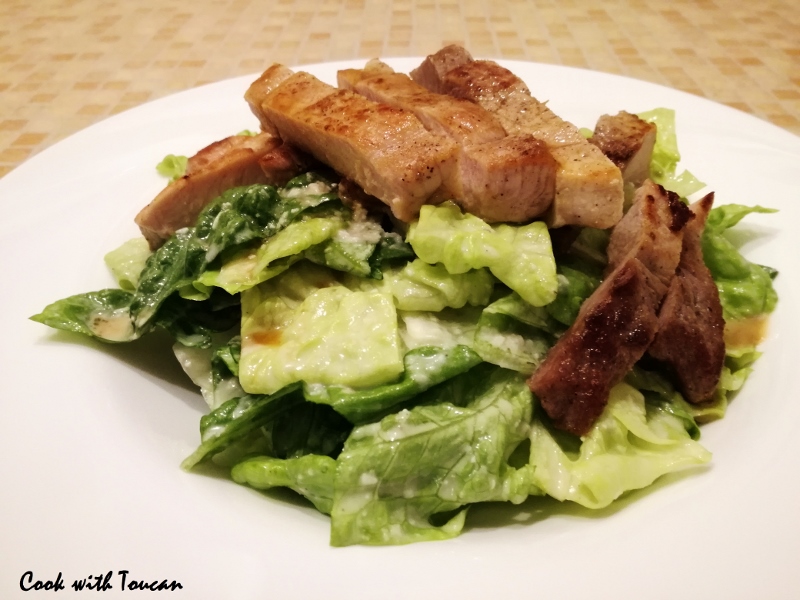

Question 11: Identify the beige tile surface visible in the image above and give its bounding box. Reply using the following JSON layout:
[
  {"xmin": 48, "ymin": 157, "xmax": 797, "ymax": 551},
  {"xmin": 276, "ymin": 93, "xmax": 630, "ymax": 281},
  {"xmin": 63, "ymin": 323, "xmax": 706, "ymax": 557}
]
[{"xmin": 1, "ymin": 0, "xmax": 798, "ymax": 178}]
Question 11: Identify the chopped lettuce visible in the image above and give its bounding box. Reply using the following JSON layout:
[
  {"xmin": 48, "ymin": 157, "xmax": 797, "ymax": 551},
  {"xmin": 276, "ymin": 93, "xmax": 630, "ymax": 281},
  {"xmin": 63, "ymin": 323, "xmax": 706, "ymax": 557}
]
[
  {"xmin": 232, "ymin": 455, "xmax": 337, "ymax": 513},
  {"xmin": 104, "ymin": 237, "xmax": 152, "ymax": 291},
  {"xmin": 330, "ymin": 365, "xmax": 534, "ymax": 546},
  {"xmin": 702, "ymin": 204, "xmax": 778, "ymax": 321},
  {"xmin": 384, "ymin": 259, "xmax": 495, "ymax": 312},
  {"xmin": 528, "ymin": 382, "xmax": 711, "ymax": 509},
  {"xmin": 155, "ymin": 153, "xmax": 188, "ymax": 181},
  {"xmin": 473, "ymin": 293, "xmax": 556, "ymax": 374},
  {"xmin": 407, "ymin": 201, "xmax": 558, "ymax": 307},
  {"xmin": 239, "ymin": 263, "xmax": 403, "ymax": 395},
  {"xmin": 637, "ymin": 108, "xmax": 705, "ymax": 197},
  {"xmin": 304, "ymin": 345, "xmax": 482, "ymax": 424}
]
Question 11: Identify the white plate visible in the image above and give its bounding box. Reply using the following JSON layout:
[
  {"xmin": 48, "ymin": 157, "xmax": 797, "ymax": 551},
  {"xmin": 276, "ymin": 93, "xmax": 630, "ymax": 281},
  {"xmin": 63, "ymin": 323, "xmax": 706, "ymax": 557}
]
[{"xmin": 2, "ymin": 58, "xmax": 799, "ymax": 599}]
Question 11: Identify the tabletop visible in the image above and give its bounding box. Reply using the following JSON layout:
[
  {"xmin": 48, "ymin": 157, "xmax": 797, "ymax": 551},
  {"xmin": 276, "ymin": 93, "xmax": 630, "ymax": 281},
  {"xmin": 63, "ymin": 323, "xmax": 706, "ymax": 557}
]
[{"xmin": 1, "ymin": 0, "xmax": 798, "ymax": 180}]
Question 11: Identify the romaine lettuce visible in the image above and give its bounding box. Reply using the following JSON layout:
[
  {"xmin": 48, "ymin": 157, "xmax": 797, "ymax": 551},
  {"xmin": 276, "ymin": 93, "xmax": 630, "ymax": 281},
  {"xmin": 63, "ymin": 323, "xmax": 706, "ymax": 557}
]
[
  {"xmin": 528, "ymin": 382, "xmax": 711, "ymax": 509},
  {"xmin": 407, "ymin": 201, "xmax": 558, "ymax": 307}
]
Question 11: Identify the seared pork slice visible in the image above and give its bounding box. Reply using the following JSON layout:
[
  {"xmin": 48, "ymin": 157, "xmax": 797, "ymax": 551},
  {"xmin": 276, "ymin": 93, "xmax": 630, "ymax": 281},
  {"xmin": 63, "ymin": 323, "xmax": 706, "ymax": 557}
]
[
  {"xmin": 649, "ymin": 193, "xmax": 725, "ymax": 403},
  {"xmin": 244, "ymin": 64, "xmax": 295, "ymax": 135},
  {"xmin": 249, "ymin": 66, "xmax": 458, "ymax": 222},
  {"xmin": 338, "ymin": 59, "xmax": 507, "ymax": 147},
  {"xmin": 590, "ymin": 111, "xmax": 657, "ymax": 187},
  {"xmin": 529, "ymin": 257, "xmax": 667, "ymax": 435},
  {"xmin": 135, "ymin": 132, "xmax": 282, "ymax": 249},
  {"xmin": 257, "ymin": 142, "xmax": 318, "ymax": 186},
  {"xmin": 410, "ymin": 44, "xmax": 473, "ymax": 94},
  {"xmin": 528, "ymin": 180, "xmax": 691, "ymax": 435},
  {"xmin": 411, "ymin": 46, "xmax": 624, "ymax": 230},
  {"xmin": 456, "ymin": 135, "xmax": 556, "ymax": 222},
  {"xmin": 606, "ymin": 179, "xmax": 693, "ymax": 288},
  {"xmin": 339, "ymin": 60, "xmax": 556, "ymax": 222}
]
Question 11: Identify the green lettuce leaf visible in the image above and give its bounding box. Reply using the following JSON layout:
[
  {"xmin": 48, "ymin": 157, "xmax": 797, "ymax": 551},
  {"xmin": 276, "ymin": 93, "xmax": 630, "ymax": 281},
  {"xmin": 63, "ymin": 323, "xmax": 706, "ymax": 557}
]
[
  {"xmin": 330, "ymin": 365, "xmax": 534, "ymax": 546},
  {"xmin": 304, "ymin": 345, "xmax": 482, "ymax": 424},
  {"xmin": 702, "ymin": 204, "xmax": 778, "ymax": 320},
  {"xmin": 473, "ymin": 293, "xmax": 556, "ymax": 374},
  {"xmin": 156, "ymin": 154, "xmax": 188, "ymax": 181},
  {"xmin": 239, "ymin": 263, "xmax": 403, "ymax": 395},
  {"xmin": 232, "ymin": 455, "xmax": 337, "ymax": 514},
  {"xmin": 637, "ymin": 108, "xmax": 705, "ymax": 197},
  {"xmin": 528, "ymin": 382, "xmax": 711, "ymax": 509},
  {"xmin": 181, "ymin": 385, "xmax": 303, "ymax": 470},
  {"xmin": 384, "ymin": 259, "xmax": 495, "ymax": 312},
  {"xmin": 104, "ymin": 237, "xmax": 152, "ymax": 291},
  {"xmin": 407, "ymin": 201, "xmax": 557, "ymax": 307}
]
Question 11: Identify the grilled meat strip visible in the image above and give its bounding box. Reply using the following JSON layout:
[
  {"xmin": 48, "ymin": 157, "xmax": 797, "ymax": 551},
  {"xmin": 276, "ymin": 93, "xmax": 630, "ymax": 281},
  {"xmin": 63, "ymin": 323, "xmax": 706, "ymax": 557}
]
[
  {"xmin": 648, "ymin": 193, "xmax": 725, "ymax": 403},
  {"xmin": 245, "ymin": 66, "xmax": 457, "ymax": 222},
  {"xmin": 338, "ymin": 60, "xmax": 557, "ymax": 223},
  {"xmin": 135, "ymin": 132, "xmax": 282, "ymax": 249},
  {"xmin": 529, "ymin": 180, "xmax": 693, "ymax": 435},
  {"xmin": 606, "ymin": 180, "xmax": 692, "ymax": 287},
  {"xmin": 257, "ymin": 142, "xmax": 318, "ymax": 187},
  {"xmin": 590, "ymin": 111, "xmax": 657, "ymax": 188},
  {"xmin": 410, "ymin": 45, "xmax": 624, "ymax": 230}
]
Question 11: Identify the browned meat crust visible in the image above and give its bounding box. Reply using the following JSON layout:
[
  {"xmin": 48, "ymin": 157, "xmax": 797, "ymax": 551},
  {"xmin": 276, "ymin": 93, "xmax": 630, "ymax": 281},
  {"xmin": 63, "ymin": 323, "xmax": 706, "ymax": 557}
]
[
  {"xmin": 411, "ymin": 45, "xmax": 624, "ymax": 230},
  {"xmin": 606, "ymin": 180, "xmax": 693, "ymax": 287},
  {"xmin": 529, "ymin": 257, "xmax": 666, "ymax": 435},
  {"xmin": 135, "ymin": 132, "xmax": 282, "ymax": 249},
  {"xmin": 529, "ymin": 179, "xmax": 693, "ymax": 435},
  {"xmin": 339, "ymin": 60, "xmax": 557, "ymax": 223},
  {"xmin": 590, "ymin": 111, "xmax": 657, "ymax": 188},
  {"xmin": 248, "ymin": 67, "xmax": 458, "ymax": 222},
  {"xmin": 648, "ymin": 193, "xmax": 726, "ymax": 403}
]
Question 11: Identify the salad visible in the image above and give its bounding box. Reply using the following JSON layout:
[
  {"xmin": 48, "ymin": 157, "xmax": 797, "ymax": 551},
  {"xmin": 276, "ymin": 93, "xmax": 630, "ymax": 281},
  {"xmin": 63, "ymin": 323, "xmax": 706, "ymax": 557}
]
[{"xmin": 31, "ymin": 106, "xmax": 777, "ymax": 547}]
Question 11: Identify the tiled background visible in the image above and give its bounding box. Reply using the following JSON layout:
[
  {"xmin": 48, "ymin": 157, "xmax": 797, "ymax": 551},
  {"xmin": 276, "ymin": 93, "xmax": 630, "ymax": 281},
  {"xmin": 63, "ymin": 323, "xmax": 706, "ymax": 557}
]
[{"xmin": 1, "ymin": 0, "xmax": 798, "ymax": 179}]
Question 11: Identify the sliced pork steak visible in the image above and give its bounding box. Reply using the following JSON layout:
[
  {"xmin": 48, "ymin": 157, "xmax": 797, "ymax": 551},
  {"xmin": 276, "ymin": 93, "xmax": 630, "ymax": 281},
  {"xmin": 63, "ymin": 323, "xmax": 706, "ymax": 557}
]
[
  {"xmin": 590, "ymin": 111, "xmax": 657, "ymax": 189},
  {"xmin": 410, "ymin": 45, "xmax": 624, "ymax": 230},
  {"xmin": 648, "ymin": 193, "xmax": 725, "ymax": 403},
  {"xmin": 246, "ymin": 66, "xmax": 457, "ymax": 222},
  {"xmin": 528, "ymin": 179, "xmax": 692, "ymax": 435},
  {"xmin": 338, "ymin": 60, "xmax": 557, "ymax": 222},
  {"xmin": 135, "ymin": 132, "xmax": 282, "ymax": 249}
]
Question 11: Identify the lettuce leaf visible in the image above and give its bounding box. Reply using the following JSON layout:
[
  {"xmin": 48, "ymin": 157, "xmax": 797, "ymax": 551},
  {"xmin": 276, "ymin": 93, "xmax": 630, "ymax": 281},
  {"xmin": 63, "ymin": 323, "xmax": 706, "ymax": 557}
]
[
  {"xmin": 702, "ymin": 204, "xmax": 778, "ymax": 321},
  {"xmin": 637, "ymin": 108, "xmax": 705, "ymax": 197},
  {"xmin": 232, "ymin": 455, "xmax": 337, "ymax": 513},
  {"xmin": 407, "ymin": 202, "xmax": 557, "ymax": 307},
  {"xmin": 104, "ymin": 237, "xmax": 152, "ymax": 291},
  {"xmin": 329, "ymin": 365, "xmax": 534, "ymax": 546},
  {"xmin": 155, "ymin": 154, "xmax": 188, "ymax": 181},
  {"xmin": 384, "ymin": 259, "xmax": 495, "ymax": 312},
  {"xmin": 304, "ymin": 345, "xmax": 482, "ymax": 424},
  {"xmin": 239, "ymin": 263, "xmax": 403, "ymax": 395},
  {"xmin": 473, "ymin": 293, "xmax": 556, "ymax": 374},
  {"xmin": 528, "ymin": 382, "xmax": 711, "ymax": 509}
]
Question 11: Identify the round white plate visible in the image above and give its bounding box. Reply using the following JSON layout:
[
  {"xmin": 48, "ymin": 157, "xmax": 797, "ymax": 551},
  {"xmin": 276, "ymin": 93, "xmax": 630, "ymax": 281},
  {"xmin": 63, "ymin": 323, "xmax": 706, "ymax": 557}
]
[{"xmin": 2, "ymin": 58, "xmax": 799, "ymax": 599}]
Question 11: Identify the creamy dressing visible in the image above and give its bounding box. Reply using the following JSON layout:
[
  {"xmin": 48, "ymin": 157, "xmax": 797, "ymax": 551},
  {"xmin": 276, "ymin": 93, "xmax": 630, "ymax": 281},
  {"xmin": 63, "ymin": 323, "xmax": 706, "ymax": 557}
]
[{"xmin": 88, "ymin": 307, "xmax": 135, "ymax": 342}]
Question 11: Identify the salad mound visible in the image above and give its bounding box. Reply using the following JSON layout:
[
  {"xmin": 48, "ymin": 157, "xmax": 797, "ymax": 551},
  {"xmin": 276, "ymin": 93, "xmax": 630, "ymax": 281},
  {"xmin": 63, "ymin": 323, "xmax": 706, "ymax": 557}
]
[{"xmin": 31, "ymin": 106, "xmax": 777, "ymax": 546}]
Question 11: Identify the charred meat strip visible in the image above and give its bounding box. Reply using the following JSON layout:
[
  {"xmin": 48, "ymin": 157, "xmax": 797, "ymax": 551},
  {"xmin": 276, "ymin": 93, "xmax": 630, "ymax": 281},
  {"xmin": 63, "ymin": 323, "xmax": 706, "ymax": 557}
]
[
  {"xmin": 135, "ymin": 132, "xmax": 282, "ymax": 249},
  {"xmin": 529, "ymin": 179, "xmax": 691, "ymax": 435},
  {"xmin": 590, "ymin": 111, "xmax": 657, "ymax": 188},
  {"xmin": 338, "ymin": 59, "xmax": 507, "ymax": 147},
  {"xmin": 247, "ymin": 66, "xmax": 458, "ymax": 222},
  {"xmin": 606, "ymin": 179, "xmax": 693, "ymax": 287},
  {"xmin": 648, "ymin": 193, "xmax": 726, "ymax": 403},
  {"xmin": 338, "ymin": 60, "xmax": 557, "ymax": 223},
  {"xmin": 529, "ymin": 258, "xmax": 666, "ymax": 435},
  {"xmin": 410, "ymin": 45, "xmax": 624, "ymax": 230}
]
